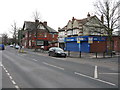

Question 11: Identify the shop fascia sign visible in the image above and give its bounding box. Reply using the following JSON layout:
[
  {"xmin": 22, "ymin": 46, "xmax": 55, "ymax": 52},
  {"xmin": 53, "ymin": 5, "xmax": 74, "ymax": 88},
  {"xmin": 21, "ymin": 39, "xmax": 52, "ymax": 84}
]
[
  {"xmin": 88, "ymin": 37, "xmax": 93, "ymax": 44},
  {"xmin": 77, "ymin": 37, "xmax": 87, "ymax": 43},
  {"xmin": 65, "ymin": 37, "xmax": 76, "ymax": 42},
  {"xmin": 93, "ymin": 37, "xmax": 106, "ymax": 41}
]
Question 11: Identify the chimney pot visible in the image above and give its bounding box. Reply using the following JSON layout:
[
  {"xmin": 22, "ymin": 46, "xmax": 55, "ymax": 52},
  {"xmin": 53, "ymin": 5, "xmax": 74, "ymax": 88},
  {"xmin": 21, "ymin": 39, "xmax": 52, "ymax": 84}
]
[
  {"xmin": 35, "ymin": 19, "xmax": 39, "ymax": 22},
  {"xmin": 87, "ymin": 12, "xmax": 90, "ymax": 17},
  {"xmin": 43, "ymin": 21, "xmax": 47, "ymax": 26}
]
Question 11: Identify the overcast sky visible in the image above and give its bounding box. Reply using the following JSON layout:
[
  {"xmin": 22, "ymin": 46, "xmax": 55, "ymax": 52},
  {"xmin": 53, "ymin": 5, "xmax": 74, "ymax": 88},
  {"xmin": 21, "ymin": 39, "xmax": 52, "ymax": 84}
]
[{"xmin": 0, "ymin": 0, "xmax": 97, "ymax": 37}]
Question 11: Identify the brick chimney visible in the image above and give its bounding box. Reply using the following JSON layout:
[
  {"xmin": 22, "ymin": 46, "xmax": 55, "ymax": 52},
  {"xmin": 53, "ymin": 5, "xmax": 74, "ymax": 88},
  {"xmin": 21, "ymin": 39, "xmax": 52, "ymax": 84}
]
[
  {"xmin": 43, "ymin": 21, "xmax": 47, "ymax": 26},
  {"xmin": 35, "ymin": 19, "xmax": 39, "ymax": 23},
  {"xmin": 101, "ymin": 14, "xmax": 104, "ymax": 24},
  {"xmin": 87, "ymin": 12, "xmax": 90, "ymax": 20},
  {"xmin": 87, "ymin": 12, "xmax": 90, "ymax": 18}
]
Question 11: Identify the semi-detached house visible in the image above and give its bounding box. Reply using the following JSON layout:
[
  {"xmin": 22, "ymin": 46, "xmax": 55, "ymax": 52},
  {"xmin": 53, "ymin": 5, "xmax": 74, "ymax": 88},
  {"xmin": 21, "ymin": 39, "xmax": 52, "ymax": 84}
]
[
  {"xmin": 22, "ymin": 20, "xmax": 58, "ymax": 50},
  {"xmin": 58, "ymin": 13, "xmax": 111, "ymax": 53}
]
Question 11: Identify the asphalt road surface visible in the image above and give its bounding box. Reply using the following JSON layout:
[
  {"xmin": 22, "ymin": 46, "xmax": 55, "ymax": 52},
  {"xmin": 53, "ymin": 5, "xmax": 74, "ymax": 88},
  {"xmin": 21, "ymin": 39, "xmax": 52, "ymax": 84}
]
[{"xmin": 1, "ymin": 46, "xmax": 119, "ymax": 89}]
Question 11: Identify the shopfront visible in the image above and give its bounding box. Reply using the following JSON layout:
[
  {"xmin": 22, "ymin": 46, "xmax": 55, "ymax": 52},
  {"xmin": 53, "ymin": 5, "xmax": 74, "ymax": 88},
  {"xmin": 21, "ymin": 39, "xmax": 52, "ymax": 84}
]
[{"xmin": 65, "ymin": 36, "xmax": 106, "ymax": 53}]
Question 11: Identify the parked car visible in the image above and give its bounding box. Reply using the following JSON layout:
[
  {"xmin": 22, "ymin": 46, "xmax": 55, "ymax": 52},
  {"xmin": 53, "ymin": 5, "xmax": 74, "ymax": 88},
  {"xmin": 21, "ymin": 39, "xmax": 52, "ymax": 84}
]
[
  {"xmin": 15, "ymin": 45, "xmax": 20, "ymax": 49},
  {"xmin": 10, "ymin": 44, "xmax": 13, "ymax": 47},
  {"xmin": 0, "ymin": 44, "xmax": 5, "ymax": 50},
  {"xmin": 48, "ymin": 47, "xmax": 67, "ymax": 57}
]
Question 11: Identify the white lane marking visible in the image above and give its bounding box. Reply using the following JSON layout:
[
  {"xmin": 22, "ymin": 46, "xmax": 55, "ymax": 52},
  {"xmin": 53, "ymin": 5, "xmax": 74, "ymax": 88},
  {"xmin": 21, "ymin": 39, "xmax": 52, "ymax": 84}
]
[
  {"xmin": 0, "ymin": 62, "xmax": 2, "ymax": 66},
  {"xmin": 4, "ymin": 69, "xmax": 8, "ymax": 73},
  {"xmin": 11, "ymin": 80, "xmax": 16, "ymax": 85},
  {"xmin": 99, "ymin": 73, "xmax": 119, "ymax": 75},
  {"xmin": 94, "ymin": 65, "xmax": 98, "ymax": 79},
  {"xmin": 33, "ymin": 59, "xmax": 38, "ymax": 61},
  {"xmin": 43, "ymin": 62, "xmax": 64, "ymax": 70},
  {"xmin": 74, "ymin": 72, "xmax": 116, "ymax": 86},
  {"xmin": 18, "ymin": 54, "xmax": 27, "ymax": 56},
  {"xmin": 51, "ymin": 57, "xmax": 66, "ymax": 61},
  {"xmin": 15, "ymin": 85, "xmax": 20, "ymax": 89},
  {"xmin": 36, "ymin": 53, "xmax": 47, "ymax": 57},
  {"xmin": 3, "ymin": 67, "xmax": 7, "ymax": 71},
  {"xmin": 2, "ymin": 64, "xmax": 20, "ymax": 89},
  {"xmin": 7, "ymin": 73, "xmax": 10, "ymax": 76},
  {"xmin": 9, "ymin": 76, "xmax": 13, "ymax": 80}
]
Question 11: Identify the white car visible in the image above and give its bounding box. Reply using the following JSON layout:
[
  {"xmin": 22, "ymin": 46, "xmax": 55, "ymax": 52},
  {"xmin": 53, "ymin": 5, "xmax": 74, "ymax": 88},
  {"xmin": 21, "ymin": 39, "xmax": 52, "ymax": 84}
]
[
  {"xmin": 15, "ymin": 45, "xmax": 20, "ymax": 49},
  {"xmin": 10, "ymin": 44, "xmax": 13, "ymax": 47}
]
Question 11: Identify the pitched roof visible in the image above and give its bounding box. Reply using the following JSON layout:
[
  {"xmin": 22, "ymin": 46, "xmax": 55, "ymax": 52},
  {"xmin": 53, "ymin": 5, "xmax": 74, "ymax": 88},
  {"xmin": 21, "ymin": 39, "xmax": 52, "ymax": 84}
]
[
  {"xmin": 23, "ymin": 21, "xmax": 57, "ymax": 33},
  {"xmin": 23, "ymin": 21, "xmax": 35, "ymax": 31},
  {"xmin": 45, "ymin": 26, "xmax": 57, "ymax": 33},
  {"xmin": 75, "ymin": 15, "xmax": 96, "ymax": 25}
]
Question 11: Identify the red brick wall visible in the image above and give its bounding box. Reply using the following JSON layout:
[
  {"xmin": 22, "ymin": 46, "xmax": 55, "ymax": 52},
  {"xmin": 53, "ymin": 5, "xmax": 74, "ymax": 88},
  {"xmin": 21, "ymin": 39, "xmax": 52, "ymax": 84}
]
[
  {"xmin": 22, "ymin": 31, "xmax": 58, "ymax": 49},
  {"xmin": 90, "ymin": 41, "xmax": 107, "ymax": 53},
  {"xmin": 113, "ymin": 37, "xmax": 120, "ymax": 52}
]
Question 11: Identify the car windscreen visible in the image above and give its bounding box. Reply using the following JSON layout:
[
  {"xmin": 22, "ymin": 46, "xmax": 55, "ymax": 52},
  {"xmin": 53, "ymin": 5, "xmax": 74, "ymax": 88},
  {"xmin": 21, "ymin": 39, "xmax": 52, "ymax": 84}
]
[{"xmin": 55, "ymin": 48, "xmax": 64, "ymax": 52}]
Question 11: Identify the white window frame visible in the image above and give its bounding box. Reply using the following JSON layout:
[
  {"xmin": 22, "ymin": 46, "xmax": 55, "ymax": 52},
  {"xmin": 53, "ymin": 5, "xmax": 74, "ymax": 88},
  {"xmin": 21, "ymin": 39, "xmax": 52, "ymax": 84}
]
[{"xmin": 67, "ymin": 30, "xmax": 73, "ymax": 35}]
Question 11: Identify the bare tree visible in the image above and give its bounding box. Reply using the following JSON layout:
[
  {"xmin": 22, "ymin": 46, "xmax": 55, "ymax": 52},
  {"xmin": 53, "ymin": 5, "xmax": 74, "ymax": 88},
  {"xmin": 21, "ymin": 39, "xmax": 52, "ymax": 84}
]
[
  {"xmin": 94, "ymin": 0, "xmax": 120, "ymax": 52},
  {"xmin": 2, "ymin": 33, "xmax": 8, "ymax": 45},
  {"xmin": 10, "ymin": 21, "xmax": 18, "ymax": 46},
  {"xmin": 33, "ymin": 11, "xmax": 41, "ymax": 51}
]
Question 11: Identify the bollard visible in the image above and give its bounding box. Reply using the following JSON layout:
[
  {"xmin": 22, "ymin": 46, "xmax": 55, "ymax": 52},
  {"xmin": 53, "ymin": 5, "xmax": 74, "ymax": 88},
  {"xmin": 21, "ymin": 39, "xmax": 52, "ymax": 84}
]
[
  {"xmin": 94, "ymin": 65, "xmax": 98, "ymax": 79},
  {"xmin": 111, "ymin": 52, "xmax": 112, "ymax": 57},
  {"xmin": 103, "ymin": 52, "xmax": 105, "ymax": 58},
  {"xmin": 79, "ymin": 51, "xmax": 81, "ymax": 58},
  {"xmin": 68, "ymin": 51, "xmax": 70, "ymax": 57},
  {"xmin": 95, "ymin": 52, "xmax": 98, "ymax": 58}
]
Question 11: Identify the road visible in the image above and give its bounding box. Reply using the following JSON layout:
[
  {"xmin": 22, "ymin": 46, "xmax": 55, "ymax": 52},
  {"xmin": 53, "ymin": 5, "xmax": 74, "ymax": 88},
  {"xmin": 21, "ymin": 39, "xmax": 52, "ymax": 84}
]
[{"xmin": 1, "ymin": 46, "xmax": 119, "ymax": 89}]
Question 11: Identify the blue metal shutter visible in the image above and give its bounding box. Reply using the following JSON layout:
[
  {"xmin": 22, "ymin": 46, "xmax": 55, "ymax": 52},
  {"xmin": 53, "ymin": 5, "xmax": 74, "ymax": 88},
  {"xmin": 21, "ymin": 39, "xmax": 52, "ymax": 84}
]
[
  {"xmin": 81, "ymin": 42, "xmax": 90, "ymax": 52},
  {"xmin": 66, "ymin": 42, "xmax": 80, "ymax": 52}
]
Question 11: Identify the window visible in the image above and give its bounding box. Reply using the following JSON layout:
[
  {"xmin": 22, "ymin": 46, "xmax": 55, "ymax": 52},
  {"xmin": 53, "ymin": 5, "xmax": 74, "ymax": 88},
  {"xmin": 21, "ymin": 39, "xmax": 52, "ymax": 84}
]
[
  {"xmin": 44, "ymin": 33, "xmax": 47, "ymax": 37},
  {"xmin": 67, "ymin": 30, "xmax": 73, "ymax": 35},
  {"xmin": 59, "ymin": 31, "xmax": 65, "ymax": 36},
  {"xmin": 52, "ymin": 34, "xmax": 54, "ymax": 38},
  {"xmin": 37, "ymin": 41, "xmax": 44, "ymax": 46},
  {"xmin": 39, "ymin": 25, "xmax": 45, "ymax": 29},
  {"xmin": 73, "ymin": 29, "xmax": 79, "ymax": 35},
  {"xmin": 25, "ymin": 33, "xmax": 27, "ymax": 37}
]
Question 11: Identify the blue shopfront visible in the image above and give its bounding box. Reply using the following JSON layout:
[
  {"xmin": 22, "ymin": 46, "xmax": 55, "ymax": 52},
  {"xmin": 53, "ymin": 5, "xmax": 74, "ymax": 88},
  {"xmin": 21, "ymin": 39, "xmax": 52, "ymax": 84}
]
[{"xmin": 64, "ymin": 36, "xmax": 106, "ymax": 53}]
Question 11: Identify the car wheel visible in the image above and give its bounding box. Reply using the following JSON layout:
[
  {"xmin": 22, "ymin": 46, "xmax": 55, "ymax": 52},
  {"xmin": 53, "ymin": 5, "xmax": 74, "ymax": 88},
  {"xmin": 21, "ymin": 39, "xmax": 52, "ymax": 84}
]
[
  {"xmin": 48, "ymin": 53, "xmax": 50, "ymax": 56},
  {"xmin": 64, "ymin": 55, "xmax": 67, "ymax": 58}
]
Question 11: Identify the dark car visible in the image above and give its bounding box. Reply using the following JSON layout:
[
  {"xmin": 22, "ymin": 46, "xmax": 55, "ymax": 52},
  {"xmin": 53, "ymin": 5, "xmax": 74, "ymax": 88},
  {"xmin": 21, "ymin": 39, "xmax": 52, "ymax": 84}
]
[
  {"xmin": 48, "ymin": 47, "xmax": 67, "ymax": 57},
  {"xmin": 0, "ymin": 44, "xmax": 5, "ymax": 50}
]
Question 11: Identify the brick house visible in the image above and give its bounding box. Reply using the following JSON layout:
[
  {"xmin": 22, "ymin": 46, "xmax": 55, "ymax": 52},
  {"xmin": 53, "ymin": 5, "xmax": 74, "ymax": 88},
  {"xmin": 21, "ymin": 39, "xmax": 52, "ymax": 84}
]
[
  {"xmin": 58, "ymin": 13, "xmax": 108, "ymax": 52},
  {"xmin": 22, "ymin": 20, "xmax": 58, "ymax": 50},
  {"xmin": 58, "ymin": 13, "xmax": 120, "ymax": 53}
]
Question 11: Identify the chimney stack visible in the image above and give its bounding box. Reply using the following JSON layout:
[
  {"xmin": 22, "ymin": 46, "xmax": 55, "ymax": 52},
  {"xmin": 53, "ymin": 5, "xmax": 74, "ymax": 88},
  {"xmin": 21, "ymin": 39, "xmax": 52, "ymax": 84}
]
[
  {"xmin": 101, "ymin": 14, "xmax": 104, "ymax": 23},
  {"xmin": 35, "ymin": 19, "xmax": 39, "ymax": 23},
  {"xmin": 87, "ymin": 12, "xmax": 90, "ymax": 20},
  {"xmin": 43, "ymin": 21, "xmax": 47, "ymax": 26},
  {"xmin": 87, "ymin": 12, "xmax": 90, "ymax": 18}
]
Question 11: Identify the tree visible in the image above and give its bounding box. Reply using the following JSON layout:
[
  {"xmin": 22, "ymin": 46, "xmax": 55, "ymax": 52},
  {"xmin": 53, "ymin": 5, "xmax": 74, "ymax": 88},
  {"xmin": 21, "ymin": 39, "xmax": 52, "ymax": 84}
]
[
  {"xmin": 10, "ymin": 21, "xmax": 18, "ymax": 45},
  {"xmin": 2, "ymin": 33, "xmax": 8, "ymax": 45},
  {"xmin": 94, "ymin": 0, "xmax": 120, "ymax": 52},
  {"xmin": 33, "ymin": 11, "xmax": 41, "ymax": 51}
]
